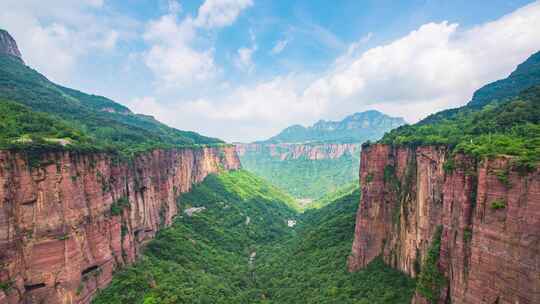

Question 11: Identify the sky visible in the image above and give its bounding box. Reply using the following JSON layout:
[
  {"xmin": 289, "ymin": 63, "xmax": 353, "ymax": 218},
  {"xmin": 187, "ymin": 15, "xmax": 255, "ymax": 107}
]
[{"xmin": 2, "ymin": 0, "xmax": 540, "ymax": 142}]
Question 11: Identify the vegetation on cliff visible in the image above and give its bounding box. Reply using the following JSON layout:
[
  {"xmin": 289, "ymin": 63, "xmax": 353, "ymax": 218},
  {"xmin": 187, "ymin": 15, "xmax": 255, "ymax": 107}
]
[
  {"xmin": 415, "ymin": 226, "xmax": 445, "ymax": 303},
  {"xmin": 93, "ymin": 170, "xmax": 415, "ymax": 304},
  {"xmin": 381, "ymin": 85, "xmax": 540, "ymax": 169},
  {"xmin": 0, "ymin": 100, "xmax": 93, "ymax": 150},
  {"xmin": 381, "ymin": 51, "xmax": 540, "ymax": 170}
]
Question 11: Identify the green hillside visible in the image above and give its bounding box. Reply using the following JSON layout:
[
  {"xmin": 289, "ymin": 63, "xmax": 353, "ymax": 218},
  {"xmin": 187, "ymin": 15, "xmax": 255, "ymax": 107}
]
[
  {"xmin": 381, "ymin": 85, "xmax": 540, "ymax": 169},
  {"xmin": 0, "ymin": 54, "xmax": 222, "ymax": 156},
  {"xmin": 239, "ymin": 110, "xmax": 404, "ymax": 201},
  {"xmin": 93, "ymin": 171, "xmax": 415, "ymax": 304},
  {"xmin": 239, "ymin": 148, "xmax": 360, "ymax": 201},
  {"xmin": 467, "ymin": 51, "xmax": 540, "ymax": 108}
]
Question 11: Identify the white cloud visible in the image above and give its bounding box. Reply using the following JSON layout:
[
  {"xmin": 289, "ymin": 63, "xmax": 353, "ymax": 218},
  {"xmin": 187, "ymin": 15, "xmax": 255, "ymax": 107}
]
[
  {"xmin": 194, "ymin": 0, "xmax": 253, "ymax": 28},
  {"xmin": 0, "ymin": 0, "xmax": 132, "ymax": 84},
  {"xmin": 142, "ymin": 13, "xmax": 218, "ymax": 88},
  {"xmin": 143, "ymin": 0, "xmax": 253, "ymax": 88},
  {"xmin": 141, "ymin": 1, "xmax": 540, "ymax": 142},
  {"xmin": 271, "ymin": 38, "xmax": 289, "ymax": 55}
]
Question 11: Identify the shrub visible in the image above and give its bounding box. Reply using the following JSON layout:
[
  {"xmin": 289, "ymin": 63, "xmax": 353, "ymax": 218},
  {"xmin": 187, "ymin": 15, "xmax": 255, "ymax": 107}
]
[
  {"xmin": 490, "ymin": 199, "xmax": 506, "ymax": 210},
  {"xmin": 416, "ymin": 226, "xmax": 446, "ymax": 303},
  {"xmin": 110, "ymin": 196, "xmax": 130, "ymax": 216}
]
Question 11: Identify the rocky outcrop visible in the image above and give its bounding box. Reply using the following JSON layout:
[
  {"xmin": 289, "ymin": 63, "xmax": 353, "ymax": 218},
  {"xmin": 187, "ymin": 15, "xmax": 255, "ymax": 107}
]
[
  {"xmin": 348, "ymin": 144, "xmax": 540, "ymax": 304},
  {"xmin": 0, "ymin": 30, "xmax": 23, "ymax": 63},
  {"xmin": 0, "ymin": 146, "xmax": 240, "ymax": 304},
  {"xmin": 235, "ymin": 143, "xmax": 361, "ymax": 160}
]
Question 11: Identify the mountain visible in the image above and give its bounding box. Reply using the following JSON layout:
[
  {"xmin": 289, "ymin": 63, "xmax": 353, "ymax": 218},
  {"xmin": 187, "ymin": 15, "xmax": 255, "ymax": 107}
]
[
  {"xmin": 420, "ymin": 51, "xmax": 540, "ymax": 124},
  {"xmin": 0, "ymin": 30, "xmax": 222, "ymax": 157},
  {"xmin": 468, "ymin": 51, "xmax": 540, "ymax": 108},
  {"xmin": 349, "ymin": 51, "xmax": 540, "ymax": 304},
  {"xmin": 237, "ymin": 111, "xmax": 404, "ymax": 202},
  {"xmin": 265, "ymin": 110, "xmax": 405, "ymax": 144},
  {"xmin": 0, "ymin": 29, "xmax": 23, "ymax": 62},
  {"xmin": 93, "ymin": 171, "xmax": 415, "ymax": 303}
]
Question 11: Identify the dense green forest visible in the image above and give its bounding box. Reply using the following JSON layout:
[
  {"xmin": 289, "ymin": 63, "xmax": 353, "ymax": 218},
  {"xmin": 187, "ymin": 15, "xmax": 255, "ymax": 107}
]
[
  {"xmin": 0, "ymin": 54, "xmax": 222, "ymax": 156},
  {"xmin": 93, "ymin": 170, "xmax": 415, "ymax": 304},
  {"xmin": 239, "ymin": 150, "xmax": 360, "ymax": 201}
]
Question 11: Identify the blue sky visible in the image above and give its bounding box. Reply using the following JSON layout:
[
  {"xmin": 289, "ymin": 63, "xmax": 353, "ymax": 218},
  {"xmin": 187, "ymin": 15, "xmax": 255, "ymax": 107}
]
[{"xmin": 2, "ymin": 0, "xmax": 540, "ymax": 142}]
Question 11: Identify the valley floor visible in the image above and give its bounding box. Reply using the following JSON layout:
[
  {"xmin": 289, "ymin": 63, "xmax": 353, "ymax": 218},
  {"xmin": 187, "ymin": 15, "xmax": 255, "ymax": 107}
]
[{"xmin": 92, "ymin": 170, "xmax": 415, "ymax": 304}]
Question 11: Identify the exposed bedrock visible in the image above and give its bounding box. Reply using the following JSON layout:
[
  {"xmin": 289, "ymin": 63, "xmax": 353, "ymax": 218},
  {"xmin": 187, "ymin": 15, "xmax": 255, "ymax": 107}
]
[
  {"xmin": 348, "ymin": 144, "xmax": 539, "ymax": 304},
  {"xmin": 0, "ymin": 147, "xmax": 240, "ymax": 304}
]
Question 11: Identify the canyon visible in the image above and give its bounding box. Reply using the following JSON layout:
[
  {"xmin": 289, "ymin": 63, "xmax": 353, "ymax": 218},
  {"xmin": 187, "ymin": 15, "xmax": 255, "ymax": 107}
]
[
  {"xmin": 236, "ymin": 110, "xmax": 405, "ymax": 202},
  {"xmin": 348, "ymin": 144, "xmax": 540, "ymax": 304},
  {"xmin": 0, "ymin": 147, "xmax": 240, "ymax": 304}
]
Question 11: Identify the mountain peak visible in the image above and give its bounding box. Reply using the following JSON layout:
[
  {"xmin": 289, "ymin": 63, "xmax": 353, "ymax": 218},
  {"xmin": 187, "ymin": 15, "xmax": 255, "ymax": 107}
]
[
  {"xmin": 467, "ymin": 50, "xmax": 540, "ymax": 108},
  {"xmin": 0, "ymin": 30, "xmax": 23, "ymax": 63},
  {"xmin": 263, "ymin": 110, "xmax": 405, "ymax": 144}
]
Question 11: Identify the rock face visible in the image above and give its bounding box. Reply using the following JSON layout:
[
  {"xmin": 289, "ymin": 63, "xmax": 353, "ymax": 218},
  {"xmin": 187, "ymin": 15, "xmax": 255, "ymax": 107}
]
[
  {"xmin": 348, "ymin": 144, "xmax": 540, "ymax": 304},
  {"xmin": 0, "ymin": 30, "xmax": 23, "ymax": 62},
  {"xmin": 236, "ymin": 143, "xmax": 361, "ymax": 160},
  {"xmin": 0, "ymin": 146, "xmax": 240, "ymax": 304}
]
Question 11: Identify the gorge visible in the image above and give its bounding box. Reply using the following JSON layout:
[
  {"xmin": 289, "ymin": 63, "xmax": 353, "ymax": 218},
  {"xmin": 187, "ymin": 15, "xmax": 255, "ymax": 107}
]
[
  {"xmin": 236, "ymin": 111, "xmax": 405, "ymax": 202},
  {"xmin": 0, "ymin": 9, "xmax": 540, "ymax": 303}
]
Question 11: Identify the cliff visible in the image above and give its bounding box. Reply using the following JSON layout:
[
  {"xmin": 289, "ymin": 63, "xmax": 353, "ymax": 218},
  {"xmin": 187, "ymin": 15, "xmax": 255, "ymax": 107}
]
[
  {"xmin": 236, "ymin": 143, "xmax": 361, "ymax": 161},
  {"xmin": 0, "ymin": 146, "xmax": 240, "ymax": 304},
  {"xmin": 348, "ymin": 144, "xmax": 539, "ymax": 304},
  {"xmin": 0, "ymin": 30, "xmax": 23, "ymax": 63}
]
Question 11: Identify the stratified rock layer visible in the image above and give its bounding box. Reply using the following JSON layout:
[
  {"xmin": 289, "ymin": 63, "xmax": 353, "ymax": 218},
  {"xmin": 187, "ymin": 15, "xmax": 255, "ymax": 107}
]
[
  {"xmin": 0, "ymin": 147, "xmax": 240, "ymax": 304},
  {"xmin": 235, "ymin": 143, "xmax": 361, "ymax": 160},
  {"xmin": 348, "ymin": 144, "xmax": 540, "ymax": 304}
]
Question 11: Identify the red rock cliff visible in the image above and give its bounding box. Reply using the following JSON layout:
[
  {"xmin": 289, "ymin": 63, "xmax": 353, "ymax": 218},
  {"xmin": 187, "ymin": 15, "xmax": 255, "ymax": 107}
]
[
  {"xmin": 0, "ymin": 146, "xmax": 240, "ymax": 304},
  {"xmin": 348, "ymin": 144, "xmax": 540, "ymax": 304},
  {"xmin": 235, "ymin": 143, "xmax": 362, "ymax": 160}
]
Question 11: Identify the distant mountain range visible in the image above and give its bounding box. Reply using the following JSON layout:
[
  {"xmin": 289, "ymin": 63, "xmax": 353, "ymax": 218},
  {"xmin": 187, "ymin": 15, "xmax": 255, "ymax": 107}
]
[
  {"xmin": 262, "ymin": 110, "xmax": 405, "ymax": 144},
  {"xmin": 238, "ymin": 110, "xmax": 405, "ymax": 201}
]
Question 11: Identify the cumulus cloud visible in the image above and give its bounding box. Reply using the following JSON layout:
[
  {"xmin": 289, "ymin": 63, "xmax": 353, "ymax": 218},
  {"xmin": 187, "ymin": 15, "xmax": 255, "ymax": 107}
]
[
  {"xmin": 137, "ymin": 1, "xmax": 540, "ymax": 142},
  {"xmin": 143, "ymin": 0, "xmax": 253, "ymax": 88},
  {"xmin": 143, "ymin": 14, "xmax": 218, "ymax": 88},
  {"xmin": 0, "ymin": 0, "xmax": 130, "ymax": 84}
]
